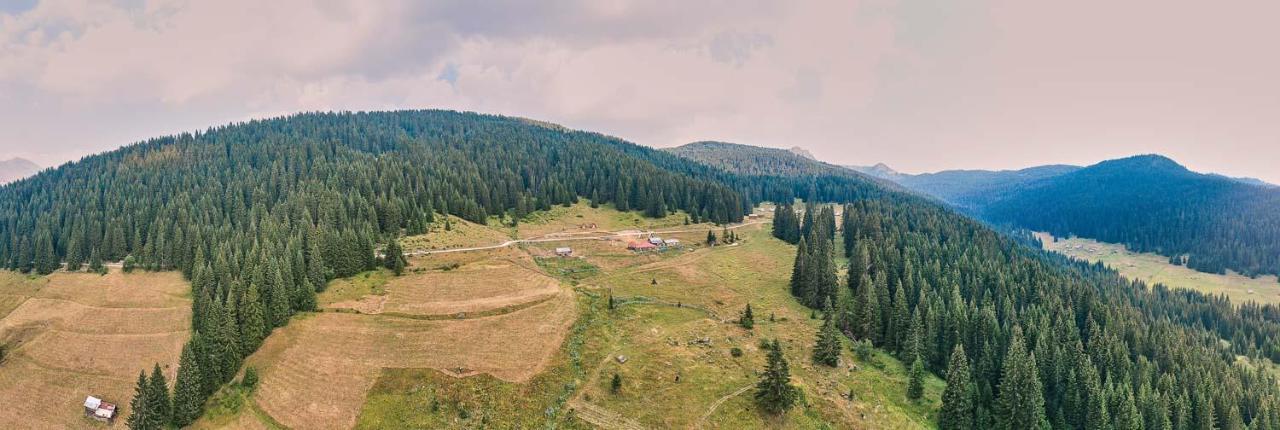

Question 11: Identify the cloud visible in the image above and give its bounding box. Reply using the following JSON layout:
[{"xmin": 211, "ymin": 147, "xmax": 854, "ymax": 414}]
[{"xmin": 1, "ymin": 0, "xmax": 1278, "ymax": 184}]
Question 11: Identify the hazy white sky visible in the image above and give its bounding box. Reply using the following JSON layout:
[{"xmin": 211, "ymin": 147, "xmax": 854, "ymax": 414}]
[{"xmin": 2, "ymin": 0, "xmax": 1278, "ymax": 182}]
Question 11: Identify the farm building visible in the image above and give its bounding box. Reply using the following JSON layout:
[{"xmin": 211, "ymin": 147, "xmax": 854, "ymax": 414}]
[
  {"xmin": 628, "ymin": 241, "xmax": 658, "ymax": 251},
  {"xmin": 83, "ymin": 396, "xmax": 117, "ymax": 422},
  {"xmin": 663, "ymin": 238, "xmax": 681, "ymax": 247},
  {"xmin": 648, "ymin": 237, "xmax": 664, "ymax": 245},
  {"xmin": 555, "ymin": 247, "xmax": 573, "ymax": 256}
]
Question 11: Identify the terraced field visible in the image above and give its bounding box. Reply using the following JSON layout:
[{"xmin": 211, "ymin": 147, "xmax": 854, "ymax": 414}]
[
  {"xmin": 0, "ymin": 270, "xmax": 191, "ymax": 429},
  {"xmin": 236, "ymin": 250, "xmax": 577, "ymax": 429}
]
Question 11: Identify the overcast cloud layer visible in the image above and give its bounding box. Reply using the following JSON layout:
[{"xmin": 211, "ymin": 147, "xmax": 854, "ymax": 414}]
[{"xmin": 2, "ymin": 0, "xmax": 1278, "ymax": 182}]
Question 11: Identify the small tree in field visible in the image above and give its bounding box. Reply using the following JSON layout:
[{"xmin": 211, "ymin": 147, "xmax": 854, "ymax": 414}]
[
  {"xmin": 755, "ymin": 339, "xmax": 797, "ymax": 415},
  {"xmin": 611, "ymin": 373, "xmax": 622, "ymax": 394},
  {"xmin": 383, "ymin": 239, "xmax": 406, "ymax": 276},
  {"xmin": 706, "ymin": 230, "xmax": 717, "ymax": 246},
  {"xmin": 739, "ymin": 303, "xmax": 755, "ymax": 329}
]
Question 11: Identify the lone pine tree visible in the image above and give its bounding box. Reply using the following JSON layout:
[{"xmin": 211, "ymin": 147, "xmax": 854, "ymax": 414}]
[{"xmin": 755, "ymin": 339, "xmax": 798, "ymax": 415}]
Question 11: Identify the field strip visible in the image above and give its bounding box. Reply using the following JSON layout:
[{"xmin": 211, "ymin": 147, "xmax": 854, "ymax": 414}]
[
  {"xmin": 4, "ymin": 354, "xmax": 127, "ymax": 381},
  {"xmin": 696, "ymin": 383, "xmax": 754, "ymax": 429},
  {"xmin": 9, "ymin": 296, "xmax": 187, "ymax": 310},
  {"xmin": 323, "ymin": 294, "xmax": 559, "ymax": 321}
]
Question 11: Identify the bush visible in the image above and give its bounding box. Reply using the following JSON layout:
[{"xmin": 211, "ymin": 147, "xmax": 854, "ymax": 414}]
[
  {"xmin": 730, "ymin": 347, "xmax": 744, "ymax": 357},
  {"xmin": 853, "ymin": 339, "xmax": 874, "ymax": 361}
]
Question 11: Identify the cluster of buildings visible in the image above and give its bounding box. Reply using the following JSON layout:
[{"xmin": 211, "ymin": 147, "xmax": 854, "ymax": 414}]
[
  {"xmin": 627, "ymin": 235, "xmax": 680, "ymax": 251},
  {"xmin": 83, "ymin": 396, "xmax": 117, "ymax": 423}
]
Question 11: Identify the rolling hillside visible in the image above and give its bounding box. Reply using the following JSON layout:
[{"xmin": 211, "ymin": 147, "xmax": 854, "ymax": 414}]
[{"xmin": 5, "ymin": 116, "xmax": 1280, "ymax": 428}]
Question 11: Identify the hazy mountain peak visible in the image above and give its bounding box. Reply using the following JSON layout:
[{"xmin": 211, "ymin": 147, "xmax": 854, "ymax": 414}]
[
  {"xmin": 0, "ymin": 157, "xmax": 40, "ymax": 184},
  {"xmin": 787, "ymin": 146, "xmax": 816, "ymax": 160}
]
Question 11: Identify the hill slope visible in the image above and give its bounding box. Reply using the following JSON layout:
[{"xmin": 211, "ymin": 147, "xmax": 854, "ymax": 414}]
[
  {"xmin": 5, "ymin": 117, "xmax": 1280, "ymax": 429},
  {"xmin": 984, "ymin": 154, "xmax": 1280, "ymax": 277},
  {"xmin": 0, "ymin": 157, "xmax": 39, "ymax": 184}
]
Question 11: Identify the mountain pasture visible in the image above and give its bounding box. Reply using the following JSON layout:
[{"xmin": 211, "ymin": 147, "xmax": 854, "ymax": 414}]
[
  {"xmin": 0, "ymin": 270, "xmax": 191, "ymax": 429},
  {"xmin": 1039, "ymin": 232, "xmax": 1280, "ymax": 305}
]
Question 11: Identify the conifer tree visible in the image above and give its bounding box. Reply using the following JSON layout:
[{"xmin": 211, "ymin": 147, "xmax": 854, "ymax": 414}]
[
  {"xmin": 707, "ymin": 230, "xmax": 717, "ymax": 246},
  {"xmin": 171, "ymin": 341, "xmax": 203, "ymax": 427},
  {"xmin": 146, "ymin": 363, "xmax": 171, "ymax": 426},
  {"xmin": 739, "ymin": 303, "xmax": 754, "ymax": 329},
  {"xmin": 33, "ymin": 229, "xmax": 58, "ymax": 275},
  {"xmin": 240, "ymin": 283, "xmax": 266, "ymax": 352},
  {"xmin": 383, "ymin": 239, "xmax": 406, "ymax": 276},
  {"xmin": 859, "ymin": 275, "xmax": 881, "ymax": 345},
  {"xmin": 127, "ymin": 371, "xmax": 151, "ymax": 430},
  {"xmin": 813, "ymin": 300, "xmax": 842, "ymax": 367},
  {"xmin": 755, "ymin": 340, "xmax": 797, "ymax": 415},
  {"xmin": 88, "ymin": 248, "xmax": 104, "ymax": 273},
  {"xmin": 907, "ymin": 356, "xmax": 925, "ymax": 401},
  {"xmin": 940, "ymin": 345, "xmax": 975, "ymax": 430},
  {"xmin": 994, "ymin": 329, "xmax": 1048, "ymax": 430}
]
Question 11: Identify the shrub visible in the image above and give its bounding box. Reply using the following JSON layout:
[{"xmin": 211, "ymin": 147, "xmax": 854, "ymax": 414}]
[
  {"xmin": 730, "ymin": 347, "xmax": 744, "ymax": 357},
  {"xmin": 853, "ymin": 339, "xmax": 874, "ymax": 362}
]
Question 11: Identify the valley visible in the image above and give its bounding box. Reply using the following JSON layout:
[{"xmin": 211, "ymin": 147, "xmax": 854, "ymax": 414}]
[{"xmin": 1037, "ymin": 232, "xmax": 1280, "ymax": 305}]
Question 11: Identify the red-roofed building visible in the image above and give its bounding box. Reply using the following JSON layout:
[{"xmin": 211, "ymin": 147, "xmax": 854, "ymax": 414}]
[{"xmin": 627, "ymin": 241, "xmax": 658, "ymax": 251}]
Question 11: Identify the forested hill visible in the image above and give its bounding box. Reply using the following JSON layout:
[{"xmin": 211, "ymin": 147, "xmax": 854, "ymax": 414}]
[
  {"xmin": 983, "ymin": 154, "xmax": 1280, "ymax": 278},
  {"xmin": 667, "ymin": 141, "xmax": 875, "ymax": 181},
  {"xmin": 6, "ymin": 113, "xmax": 1280, "ymax": 428},
  {"xmin": 890, "ymin": 164, "xmax": 1081, "ymax": 212},
  {"xmin": 671, "ymin": 140, "xmax": 1280, "ymax": 428}
]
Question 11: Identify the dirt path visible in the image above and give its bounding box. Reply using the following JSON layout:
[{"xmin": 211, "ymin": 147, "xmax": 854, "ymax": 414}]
[
  {"xmin": 404, "ymin": 220, "xmax": 767, "ymax": 257},
  {"xmin": 695, "ymin": 383, "xmax": 754, "ymax": 429}
]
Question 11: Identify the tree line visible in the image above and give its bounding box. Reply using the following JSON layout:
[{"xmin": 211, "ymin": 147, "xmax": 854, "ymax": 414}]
[{"xmin": 779, "ymin": 194, "xmax": 1280, "ymax": 429}]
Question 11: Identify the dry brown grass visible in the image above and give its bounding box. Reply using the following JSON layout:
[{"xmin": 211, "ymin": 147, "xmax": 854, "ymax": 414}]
[
  {"xmin": 0, "ymin": 269, "xmax": 190, "ymax": 429},
  {"xmin": 249, "ymin": 250, "xmax": 576, "ymax": 430}
]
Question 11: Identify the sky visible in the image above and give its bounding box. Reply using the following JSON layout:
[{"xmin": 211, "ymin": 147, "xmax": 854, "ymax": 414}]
[{"xmin": 2, "ymin": 0, "xmax": 1278, "ymax": 182}]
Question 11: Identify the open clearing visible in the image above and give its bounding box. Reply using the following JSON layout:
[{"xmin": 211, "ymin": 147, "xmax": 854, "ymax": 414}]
[
  {"xmin": 574, "ymin": 224, "xmax": 942, "ymax": 429},
  {"xmin": 0, "ymin": 270, "xmax": 191, "ymax": 429},
  {"xmin": 1038, "ymin": 232, "xmax": 1280, "ymax": 305},
  {"xmin": 237, "ymin": 248, "xmax": 577, "ymax": 430},
  {"xmin": 206, "ymin": 204, "xmax": 939, "ymax": 429}
]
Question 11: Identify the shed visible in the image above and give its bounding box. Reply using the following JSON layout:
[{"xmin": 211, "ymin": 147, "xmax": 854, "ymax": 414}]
[
  {"xmin": 663, "ymin": 238, "xmax": 680, "ymax": 246},
  {"xmin": 84, "ymin": 396, "xmax": 116, "ymax": 422},
  {"xmin": 648, "ymin": 237, "xmax": 664, "ymax": 245},
  {"xmin": 555, "ymin": 247, "xmax": 573, "ymax": 256}
]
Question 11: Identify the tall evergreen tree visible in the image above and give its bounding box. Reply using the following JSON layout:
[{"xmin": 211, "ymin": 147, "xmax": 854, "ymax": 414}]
[
  {"xmin": 994, "ymin": 330, "xmax": 1048, "ymax": 430},
  {"xmin": 127, "ymin": 371, "xmax": 151, "ymax": 430},
  {"xmin": 813, "ymin": 303, "xmax": 842, "ymax": 367},
  {"xmin": 146, "ymin": 364, "xmax": 171, "ymax": 426},
  {"xmin": 171, "ymin": 341, "xmax": 204, "ymax": 427},
  {"xmin": 755, "ymin": 340, "xmax": 798, "ymax": 415},
  {"xmin": 907, "ymin": 356, "xmax": 925, "ymax": 401},
  {"xmin": 940, "ymin": 345, "xmax": 975, "ymax": 430},
  {"xmin": 240, "ymin": 283, "xmax": 266, "ymax": 352}
]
